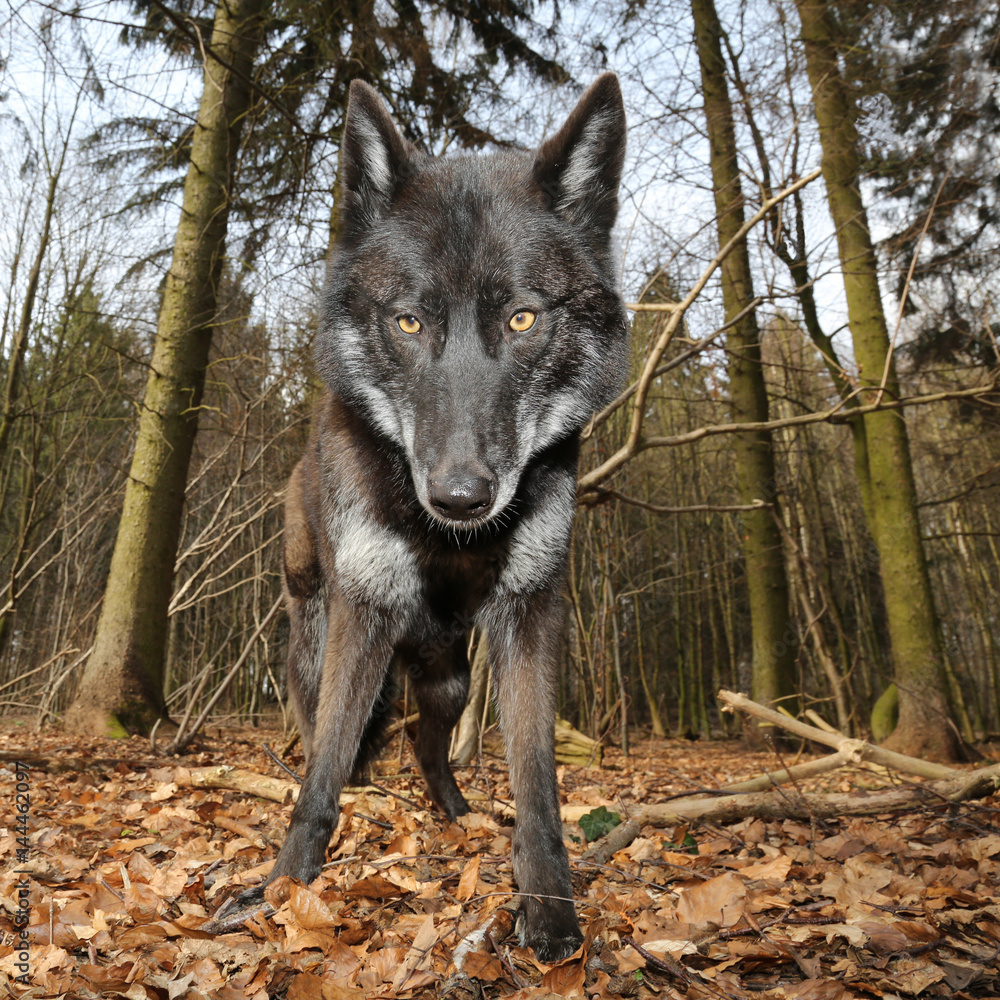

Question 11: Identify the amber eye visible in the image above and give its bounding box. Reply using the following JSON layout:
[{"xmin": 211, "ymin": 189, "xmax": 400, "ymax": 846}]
[
  {"xmin": 396, "ymin": 315, "xmax": 421, "ymax": 335},
  {"xmin": 508, "ymin": 310, "xmax": 537, "ymax": 333}
]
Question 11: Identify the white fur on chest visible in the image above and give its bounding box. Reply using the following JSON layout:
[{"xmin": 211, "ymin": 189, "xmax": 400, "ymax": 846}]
[
  {"xmin": 334, "ymin": 507, "xmax": 422, "ymax": 611},
  {"xmin": 498, "ymin": 485, "xmax": 575, "ymax": 595},
  {"xmin": 332, "ymin": 483, "xmax": 574, "ymax": 617}
]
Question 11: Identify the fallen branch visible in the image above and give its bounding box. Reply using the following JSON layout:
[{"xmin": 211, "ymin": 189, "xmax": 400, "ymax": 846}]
[
  {"xmin": 631, "ymin": 773, "xmax": 1000, "ymax": 826},
  {"xmin": 580, "ymin": 818, "xmax": 641, "ymax": 865},
  {"xmin": 175, "ymin": 765, "xmax": 409, "ymax": 807},
  {"xmin": 181, "ymin": 694, "xmax": 1000, "ymax": 856},
  {"xmin": 574, "ymin": 691, "xmax": 1000, "ymax": 857},
  {"xmin": 555, "ymin": 717, "xmax": 603, "ymax": 767},
  {"xmin": 177, "ymin": 765, "xmax": 299, "ymax": 803},
  {"xmin": 717, "ymin": 744, "xmax": 861, "ymax": 793},
  {"xmin": 717, "ymin": 689, "xmax": 959, "ymax": 780}
]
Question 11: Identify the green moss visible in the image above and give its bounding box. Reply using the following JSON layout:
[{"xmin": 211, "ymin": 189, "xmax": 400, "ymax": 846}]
[
  {"xmin": 102, "ymin": 714, "xmax": 131, "ymax": 739},
  {"xmin": 870, "ymin": 684, "xmax": 899, "ymax": 742}
]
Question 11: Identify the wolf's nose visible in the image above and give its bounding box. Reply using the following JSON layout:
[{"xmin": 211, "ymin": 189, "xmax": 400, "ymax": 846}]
[{"xmin": 429, "ymin": 472, "xmax": 495, "ymax": 520}]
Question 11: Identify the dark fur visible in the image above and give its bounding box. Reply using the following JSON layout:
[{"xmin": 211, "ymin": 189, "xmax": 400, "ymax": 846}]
[{"xmin": 240, "ymin": 75, "xmax": 628, "ymax": 963}]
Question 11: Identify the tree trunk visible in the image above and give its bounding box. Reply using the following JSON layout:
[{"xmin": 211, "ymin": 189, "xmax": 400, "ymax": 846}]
[
  {"xmin": 794, "ymin": 0, "xmax": 960, "ymax": 760},
  {"xmin": 63, "ymin": 0, "xmax": 268, "ymax": 736},
  {"xmin": 692, "ymin": 0, "xmax": 797, "ymax": 715}
]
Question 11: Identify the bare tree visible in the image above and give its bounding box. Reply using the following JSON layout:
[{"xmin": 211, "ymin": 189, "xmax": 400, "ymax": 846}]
[{"xmin": 691, "ymin": 0, "xmax": 796, "ymax": 719}]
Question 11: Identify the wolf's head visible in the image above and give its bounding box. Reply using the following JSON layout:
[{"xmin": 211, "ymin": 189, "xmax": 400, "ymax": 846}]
[{"xmin": 316, "ymin": 75, "xmax": 629, "ymax": 530}]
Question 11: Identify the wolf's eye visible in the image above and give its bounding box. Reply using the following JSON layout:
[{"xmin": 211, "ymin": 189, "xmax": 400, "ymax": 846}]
[
  {"xmin": 509, "ymin": 310, "xmax": 536, "ymax": 333},
  {"xmin": 396, "ymin": 315, "xmax": 421, "ymax": 335}
]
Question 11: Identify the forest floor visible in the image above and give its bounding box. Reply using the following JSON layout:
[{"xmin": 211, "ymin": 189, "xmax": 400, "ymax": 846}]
[{"xmin": 0, "ymin": 717, "xmax": 999, "ymax": 999}]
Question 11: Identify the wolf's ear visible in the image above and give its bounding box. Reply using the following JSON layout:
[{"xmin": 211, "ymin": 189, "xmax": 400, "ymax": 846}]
[
  {"xmin": 534, "ymin": 73, "xmax": 626, "ymax": 234},
  {"xmin": 340, "ymin": 80, "xmax": 415, "ymax": 227}
]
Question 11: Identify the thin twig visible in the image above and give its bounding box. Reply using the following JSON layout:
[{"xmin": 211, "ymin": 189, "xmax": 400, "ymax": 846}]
[
  {"xmin": 264, "ymin": 743, "xmax": 301, "ymax": 782},
  {"xmin": 877, "ymin": 168, "xmax": 953, "ymax": 401},
  {"xmin": 583, "ymin": 489, "xmax": 771, "ymax": 515},
  {"xmin": 168, "ymin": 596, "xmax": 283, "ymax": 754}
]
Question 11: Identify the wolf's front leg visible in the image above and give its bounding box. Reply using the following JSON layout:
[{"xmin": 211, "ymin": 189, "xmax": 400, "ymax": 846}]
[
  {"xmin": 489, "ymin": 594, "xmax": 582, "ymax": 963},
  {"xmin": 240, "ymin": 602, "xmax": 393, "ymax": 900}
]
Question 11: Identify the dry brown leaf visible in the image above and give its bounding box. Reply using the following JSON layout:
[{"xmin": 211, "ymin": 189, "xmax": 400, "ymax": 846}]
[
  {"xmin": 287, "ymin": 928, "xmax": 340, "ymax": 953},
  {"xmin": 969, "ymin": 835, "xmax": 1000, "ymax": 860},
  {"xmin": 893, "ymin": 919, "xmax": 941, "ymax": 944},
  {"xmin": 288, "ymin": 882, "xmax": 339, "ymax": 930},
  {"xmin": 384, "ymin": 833, "xmax": 420, "ymax": 855},
  {"xmin": 773, "ymin": 979, "xmax": 851, "ymax": 999},
  {"xmin": 541, "ymin": 955, "xmax": 586, "ymax": 996},
  {"xmin": 858, "ymin": 921, "xmax": 910, "ymax": 953},
  {"xmin": 506, "ymin": 992, "xmax": 566, "ymax": 1000},
  {"xmin": 675, "ymin": 871, "xmax": 746, "ymax": 927},
  {"xmin": 416, "ymin": 877, "xmax": 444, "ymax": 899},
  {"xmin": 287, "ymin": 971, "xmax": 327, "ymax": 999},
  {"xmin": 741, "ymin": 854, "xmax": 793, "ymax": 881},
  {"xmin": 456, "ymin": 855, "xmax": 481, "ymax": 902},
  {"xmin": 820, "ymin": 857, "xmax": 892, "ymax": 910},
  {"xmin": 355, "ymin": 945, "xmax": 409, "ymax": 991},
  {"xmin": 661, "ymin": 849, "xmax": 698, "ymax": 867},
  {"xmin": 698, "ymin": 955, "xmax": 743, "ymax": 979},
  {"xmin": 461, "ymin": 950, "xmax": 503, "ymax": 981},
  {"xmin": 123, "ymin": 881, "xmax": 162, "ymax": 924},
  {"xmin": 875, "ymin": 955, "xmax": 947, "ymax": 994},
  {"xmin": 624, "ymin": 836, "xmax": 660, "ymax": 861},
  {"xmin": 73, "ymin": 962, "xmax": 138, "ymax": 989},
  {"xmin": 343, "ymin": 874, "xmax": 409, "ymax": 899},
  {"xmin": 618, "ymin": 931, "xmax": 698, "ymax": 972},
  {"xmin": 5, "ymin": 727, "xmax": 998, "ymax": 1000},
  {"xmin": 117, "ymin": 923, "xmax": 171, "ymax": 948},
  {"xmin": 940, "ymin": 957, "xmax": 987, "ymax": 990},
  {"xmin": 411, "ymin": 912, "xmax": 439, "ymax": 954},
  {"xmin": 321, "ymin": 984, "xmax": 367, "ymax": 1000}
]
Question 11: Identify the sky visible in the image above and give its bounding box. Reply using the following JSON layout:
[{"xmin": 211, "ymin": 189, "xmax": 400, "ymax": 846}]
[{"xmin": 0, "ymin": 0, "xmax": 912, "ymax": 382}]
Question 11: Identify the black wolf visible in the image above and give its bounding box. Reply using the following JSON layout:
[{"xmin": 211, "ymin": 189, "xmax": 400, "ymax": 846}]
[{"xmin": 243, "ymin": 74, "xmax": 628, "ymax": 963}]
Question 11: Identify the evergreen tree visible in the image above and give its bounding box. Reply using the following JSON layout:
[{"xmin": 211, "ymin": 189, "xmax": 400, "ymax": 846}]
[
  {"xmin": 849, "ymin": 0, "xmax": 1000, "ymax": 368},
  {"xmin": 90, "ymin": 0, "xmax": 568, "ymax": 259}
]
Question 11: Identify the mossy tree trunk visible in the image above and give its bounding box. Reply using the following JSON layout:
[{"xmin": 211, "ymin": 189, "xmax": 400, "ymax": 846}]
[
  {"xmin": 794, "ymin": 0, "xmax": 960, "ymax": 760},
  {"xmin": 692, "ymin": 0, "xmax": 797, "ymax": 715},
  {"xmin": 64, "ymin": 0, "xmax": 268, "ymax": 736}
]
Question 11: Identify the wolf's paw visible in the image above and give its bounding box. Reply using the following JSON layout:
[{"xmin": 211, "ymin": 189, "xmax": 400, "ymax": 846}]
[
  {"xmin": 450, "ymin": 795, "xmax": 472, "ymax": 819},
  {"xmin": 517, "ymin": 902, "xmax": 583, "ymax": 964},
  {"xmin": 528, "ymin": 928, "xmax": 585, "ymax": 964}
]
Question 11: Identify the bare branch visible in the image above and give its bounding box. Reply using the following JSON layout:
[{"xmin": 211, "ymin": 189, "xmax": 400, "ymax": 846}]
[
  {"xmin": 579, "ymin": 378, "xmax": 998, "ymax": 503},
  {"xmin": 578, "ymin": 168, "xmax": 822, "ymax": 493}
]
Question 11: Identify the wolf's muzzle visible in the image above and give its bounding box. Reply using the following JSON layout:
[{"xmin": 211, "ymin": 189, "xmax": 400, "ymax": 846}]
[{"xmin": 428, "ymin": 466, "xmax": 496, "ymax": 521}]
